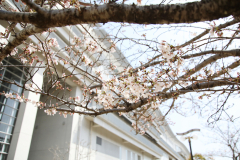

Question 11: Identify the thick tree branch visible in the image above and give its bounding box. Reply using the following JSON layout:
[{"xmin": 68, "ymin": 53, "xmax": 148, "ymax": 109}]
[
  {"xmin": 0, "ymin": 0, "xmax": 240, "ymax": 27},
  {"xmin": 182, "ymin": 49, "xmax": 240, "ymax": 59},
  {"xmin": 0, "ymin": 25, "xmax": 46, "ymax": 62}
]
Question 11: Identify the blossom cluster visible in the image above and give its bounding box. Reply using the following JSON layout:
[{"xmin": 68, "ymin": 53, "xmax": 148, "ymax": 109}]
[
  {"xmin": 93, "ymin": 67, "xmax": 176, "ymax": 110},
  {"xmin": 159, "ymin": 41, "xmax": 184, "ymax": 67}
]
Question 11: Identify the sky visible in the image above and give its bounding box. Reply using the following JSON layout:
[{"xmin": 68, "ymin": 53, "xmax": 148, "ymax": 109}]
[{"xmin": 169, "ymin": 95, "xmax": 240, "ymax": 159}]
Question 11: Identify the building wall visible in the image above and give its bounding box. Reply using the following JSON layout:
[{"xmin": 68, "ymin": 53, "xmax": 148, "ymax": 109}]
[
  {"xmin": 28, "ymin": 94, "xmax": 73, "ymax": 160},
  {"xmin": 92, "ymin": 123, "xmax": 154, "ymax": 160},
  {"xmin": 68, "ymin": 114, "xmax": 159, "ymax": 160}
]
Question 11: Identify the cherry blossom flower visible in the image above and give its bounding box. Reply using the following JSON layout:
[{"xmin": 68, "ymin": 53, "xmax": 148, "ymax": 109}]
[
  {"xmin": 209, "ymin": 27, "xmax": 214, "ymax": 37},
  {"xmin": 5, "ymin": 93, "xmax": 13, "ymax": 98},
  {"xmin": 25, "ymin": 84, "xmax": 31, "ymax": 89},
  {"xmin": 44, "ymin": 108, "xmax": 57, "ymax": 116},
  {"xmin": 44, "ymin": 109, "xmax": 52, "ymax": 115},
  {"xmin": 81, "ymin": 100, "xmax": 87, "ymax": 106},
  {"xmin": 10, "ymin": 48, "xmax": 18, "ymax": 56},
  {"xmin": 74, "ymin": 96, "xmax": 80, "ymax": 103},
  {"xmin": 16, "ymin": 94, "xmax": 23, "ymax": 102},
  {"xmin": 63, "ymin": 112, "xmax": 68, "ymax": 118},
  {"xmin": 48, "ymin": 38, "xmax": 59, "ymax": 48},
  {"xmin": 21, "ymin": 57, "xmax": 27, "ymax": 63}
]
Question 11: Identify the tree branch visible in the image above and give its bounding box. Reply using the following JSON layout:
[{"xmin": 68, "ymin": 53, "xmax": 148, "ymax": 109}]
[
  {"xmin": 1, "ymin": 0, "xmax": 240, "ymax": 27},
  {"xmin": 21, "ymin": 0, "xmax": 46, "ymax": 15},
  {"xmin": 0, "ymin": 25, "xmax": 46, "ymax": 62}
]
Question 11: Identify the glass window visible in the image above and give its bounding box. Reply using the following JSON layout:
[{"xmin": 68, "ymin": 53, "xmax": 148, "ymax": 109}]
[
  {"xmin": 3, "ymin": 144, "xmax": 9, "ymax": 153},
  {"xmin": 0, "ymin": 57, "xmax": 26, "ymax": 159},
  {"xmin": 2, "ymin": 106, "xmax": 17, "ymax": 117},
  {"xmin": 0, "ymin": 123, "xmax": 13, "ymax": 134},
  {"xmin": 0, "ymin": 123, "xmax": 8, "ymax": 133},
  {"xmin": 6, "ymin": 99, "xmax": 18, "ymax": 109},
  {"xmin": 0, "ymin": 143, "xmax": 3, "ymax": 151},
  {"xmin": 0, "ymin": 133, "xmax": 10, "ymax": 143},
  {"xmin": 0, "ymin": 154, "xmax": 7, "ymax": 160},
  {"xmin": 96, "ymin": 136, "xmax": 102, "ymax": 145},
  {"xmin": 0, "ymin": 115, "xmax": 15, "ymax": 126}
]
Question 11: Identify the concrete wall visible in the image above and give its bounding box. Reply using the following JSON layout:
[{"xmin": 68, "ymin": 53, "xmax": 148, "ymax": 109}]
[
  {"xmin": 28, "ymin": 93, "xmax": 73, "ymax": 160},
  {"xmin": 69, "ymin": 114, "xmax": 156, "ymax": 160}
]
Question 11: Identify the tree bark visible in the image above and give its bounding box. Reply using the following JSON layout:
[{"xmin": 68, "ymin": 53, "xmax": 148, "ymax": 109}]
[
  {"xmin": 0, "ymin": 0, "xmax": 240, "ymax": 27},
  {"xmin": 0, "ymin": 26, "xmax": 46, "ymax": 62}
]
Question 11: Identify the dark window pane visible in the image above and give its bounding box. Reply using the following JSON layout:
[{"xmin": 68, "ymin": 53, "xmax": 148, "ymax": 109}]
[
  {"xmin": 5, "ymin": 135, "xmax": 10, "ymax": 143},
  {"xmin": 0, "ymin": 133, "xmax": 6, "ymax": 143},
  {"xmin": 0, "ymin": 70, "xmax": 3, "ymax": 78},
  {"xmin": 3, "ymin": 70, "xmax": 21, "ymax": 84},
  {"xmin": 5, "ymin": 58, "xmax": 24, "ymax": 78},
  {"xmin": 0, "ymin": 86, "xmax": 9, "ymax": 94},
  {"xmin": 8, "ymin": 58, "xmax": 22, "ymax": 66},
  {"xmin": 0, "ymin": 143, "xmax": 3, "ymax": 151},
  {"xmin": 3, "ymin": 144, "xmax": 9, "ymax": 153},
  {"xmin": 96, "ymin": 136, "xmax": 102, "ymax": 145},
  {"xmin": 1, "ymin": 154, "xmax": 7, "ymax": 160}
]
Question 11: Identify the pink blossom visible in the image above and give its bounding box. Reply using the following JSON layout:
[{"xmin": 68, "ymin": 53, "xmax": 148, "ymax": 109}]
[
  {"xmin": 5, "ymin": 93, "xmax": 13, "ymax": 98},
  {"xmin": 21, "ymin": 57, "xmax": 27, "ymax": 63},
  {"xmin": 63, "ymin": 112, "xmax": 68, "ymax": 118},
  {"xmin": 209, "ymin": 27, "xmax": 214, "ymax": 37},
  {"xmin": 10, "ymin": 48, "xmax": 18, "ymax": 56},
  {"xmin": 16, "ymin": 94, "xmax": 23, "ymax": 102},
  {"xmin": 25, "ymin": 84, "xmax": 31, "ymax": 89}
]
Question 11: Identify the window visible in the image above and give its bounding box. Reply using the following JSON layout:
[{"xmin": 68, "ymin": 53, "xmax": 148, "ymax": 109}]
[
  {"xmin": 138, "ymin": 155, "xmax": 141, "ymax": 160},
  {"xmin": 126, "ymin": 150, "xmax": 141, "ymax": 160},
  {"xmin": 0, "ymin": 58, "xmax": 26, "ymax": 160},
  {"xmin": 96, "ymin": 136, "xmax": 120, "ymax": 158},
  {"xmin": 96, "ymin": 136, "xmax": 102, "ymax": 145}
]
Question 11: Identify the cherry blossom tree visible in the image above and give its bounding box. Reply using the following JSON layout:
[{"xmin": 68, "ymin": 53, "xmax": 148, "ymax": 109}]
[{"xmin": 0, "ymin": 0, "xmax": 240, "ymax": 134}]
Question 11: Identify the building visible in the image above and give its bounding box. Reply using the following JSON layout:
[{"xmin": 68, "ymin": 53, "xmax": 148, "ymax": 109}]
[{"xmin": 0, "ymin": 1, "xmax": 189, "ymax": 160}]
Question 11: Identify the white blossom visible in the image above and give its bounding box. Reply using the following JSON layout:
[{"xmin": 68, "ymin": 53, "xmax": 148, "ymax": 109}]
[
  {"xmin": 5, "ymin": 93, "xmax": 13, "ymax": 98},
  {"xmin": 21, "ymin": 57, "xmax": 27, "ymax": 63}
]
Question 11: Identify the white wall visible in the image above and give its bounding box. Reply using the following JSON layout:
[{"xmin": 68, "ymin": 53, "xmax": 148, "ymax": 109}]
[
  {"xmin": 28, "ymin": 93, "xmax": 73, "ymax": 160},
  {"xmin": 84, "ymin": 117, "xmax": 155, "ymax": 160}
]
